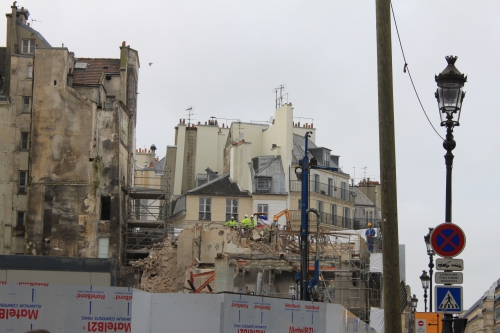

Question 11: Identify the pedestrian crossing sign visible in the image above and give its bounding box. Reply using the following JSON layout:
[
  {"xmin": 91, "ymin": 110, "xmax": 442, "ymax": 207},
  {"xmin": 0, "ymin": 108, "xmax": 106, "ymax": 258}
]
[{"xmin": 435, "ymin": 286, "xmax": 463, "ymax": 314}]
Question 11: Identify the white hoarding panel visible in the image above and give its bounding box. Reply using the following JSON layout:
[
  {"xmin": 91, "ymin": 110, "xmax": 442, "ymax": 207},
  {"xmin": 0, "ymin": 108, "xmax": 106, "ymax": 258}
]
[
  {"xmin": 131, "ymin": 289, "xmax": 152, "ymax": 333},
  {"xmin": 0, "ymin": 282, "xmax": 132, "ymax": 333},
  {"xmin": 221, "ymin": 294, "xmax": 327, "ymax": 333},
  {"xmin": 150, "ymin": 294, "xmax": 224, "ymax": 333}
]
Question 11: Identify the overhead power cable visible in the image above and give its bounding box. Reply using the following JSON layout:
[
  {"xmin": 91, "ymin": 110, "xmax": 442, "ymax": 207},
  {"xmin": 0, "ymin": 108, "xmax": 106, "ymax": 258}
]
[{"xmin": 390, "ymin": 2, "xmax": 444, "ymax": 141}]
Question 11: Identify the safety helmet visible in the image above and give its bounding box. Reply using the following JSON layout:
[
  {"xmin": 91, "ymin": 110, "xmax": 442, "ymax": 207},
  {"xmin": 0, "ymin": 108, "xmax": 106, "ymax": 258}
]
[
  {"xmin": 251, "ymin": 215, "xmax": 254, "ymax": 218},
  {"xmin": 245, "ymin": 214, "xmax": 248, "ymax": 217},
  {"xmin": 367, "ymin": 222, "xmax": 372, "ymax": 227},
  {"xmin": 231, "ymin": 216, "xmax": 234, "ymax": 219}
]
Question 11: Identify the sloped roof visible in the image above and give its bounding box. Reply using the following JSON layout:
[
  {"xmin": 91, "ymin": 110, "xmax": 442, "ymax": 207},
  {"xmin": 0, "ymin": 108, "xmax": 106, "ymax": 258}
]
[
  {"xmin": 187, "ymin": 173, "xmax": 251, "ymax": 197},
  {"xmin": 73, "ymin": 58, "xmax": 120, "ymax": 86},
  {"xmin": 350, "ymin": 187, "xmax": 376, "ymax": 206},
  {"xmin": 17, "ymin": 20, "xmax": 51, "ymax": 47},
  {"xmin": 292, "ymin": 134, "xmax": 316, "ymax": 163}
]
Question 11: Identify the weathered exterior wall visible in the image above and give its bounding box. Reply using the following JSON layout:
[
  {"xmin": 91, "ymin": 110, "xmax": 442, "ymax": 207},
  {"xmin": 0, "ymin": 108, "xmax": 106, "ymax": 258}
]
[
  {"xmin": 0, "ymin": 54, "xmax": 35, "ymax": 254},
  {"xmin": 229, "ymin": 141, "xmax": 252, "ymax": 192}
]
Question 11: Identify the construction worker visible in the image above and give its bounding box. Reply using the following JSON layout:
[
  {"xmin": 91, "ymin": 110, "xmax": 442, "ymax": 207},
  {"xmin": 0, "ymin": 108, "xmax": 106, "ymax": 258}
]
[
  {"xmin": 241, "ymin": 214, "xmax": 250, "ymax": 229},
  {"xmin": 249, "ymin": 215, "xmax": 257, "ymax": 229},
  {"xmin": 365, "ymin": 222, "xmax": 376, "ymax": 252},
  {"xmin": 225, "ymin": 216, "xmax": 237, "ymax": 228}
]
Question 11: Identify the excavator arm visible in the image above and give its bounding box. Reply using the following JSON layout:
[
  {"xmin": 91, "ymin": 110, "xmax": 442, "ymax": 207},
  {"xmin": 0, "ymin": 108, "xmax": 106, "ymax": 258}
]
[{"xmin": 273, "ymin": 209, "xmax": 291, "ymax": 230}]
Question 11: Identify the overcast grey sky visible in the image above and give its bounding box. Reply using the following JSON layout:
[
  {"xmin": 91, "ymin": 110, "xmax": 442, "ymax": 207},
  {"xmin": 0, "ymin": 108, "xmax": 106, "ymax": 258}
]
[{"xmin": 3, "ymin": 1, "xmax": 499, "ymax": 311}]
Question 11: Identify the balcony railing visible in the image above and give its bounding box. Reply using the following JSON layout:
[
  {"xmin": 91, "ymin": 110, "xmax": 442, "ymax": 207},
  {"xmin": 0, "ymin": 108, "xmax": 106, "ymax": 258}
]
[
  {"xmin": 199, "ymin": 212, "xmax": 212, "ymax": 221},
  {"xmin": 353, "ymin": 218, "xmax": 382, "ymax": 230},
  {"xmin": 289, "ymin": 210, "xmax": 352, "ymax": 229},
  {"xmin": 290, "ymin": 180, "xmax": 355, "ymax": 202}
]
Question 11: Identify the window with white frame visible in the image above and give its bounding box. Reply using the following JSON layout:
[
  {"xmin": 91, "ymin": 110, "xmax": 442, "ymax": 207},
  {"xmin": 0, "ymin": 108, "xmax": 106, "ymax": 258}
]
[
  {"xmin": 256, "ymin": 177, "xmax": 271, "ymax": 193},
  {"xmin": 341, "ymin": 181, "xmax": 347, "ymax": 200},
  {"xmin": 343, "ymin": 207, "xmax": 350, "ymax": 228},
  {"xmin": 317, "ymin": 201, "xmax": 323, "ymax": 223},
  {"xmin": 196, "ymin": 174, "xmax": 208, "ymax": 187},
  {"xmin": 22, "ymin": 96, "xmax": 31, "ymax": 113},
  {"xmin": 98, "ymin": 237, "xmax": 109, "ymax": 258},
  {"xmin": 324, "ymin": 152, "xmax": 330, "ymax": 167},
  {"xmin": 27, "ymin": 64, "xmax": 33, "ymax": 79},
  {"xmin": 330, "ymin": 204, "xmax": 337, "ymax": 225},
  {"xmin": 314, "ymin": 174, "xmax": 320, "ymax": 193},
  {"xmin": 17, "ymin": 211, "xmax": 25, "ymax": 228},
  {"xmin": 22, "ymin": 39, "xmax": 36, "ymax": 54},
  {"xmin": 226, "ymin": 199, "xmax": 238, "ymax": 221},
  {"xmin": 21, "ymin": 132, "xmax": 29, "ymax": 150},
  {"xmin": 19, "ymin": 171, "xmax": 27, "ymax": 194},
  {"xmin": 199, "ymin": 197, "xmax": 211, "ymax": 220},
  {"xmin": 328, "ymin": 178, "xmax": 333, "ymax": 196},
  {"xmin": 257, "ymin": 204, "xmax": 268, "ymax": 213}
]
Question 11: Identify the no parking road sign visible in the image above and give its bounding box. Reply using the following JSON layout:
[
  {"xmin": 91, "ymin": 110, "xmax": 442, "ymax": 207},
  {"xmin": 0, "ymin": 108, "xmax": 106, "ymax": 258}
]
[
  {"xmin": 431, "ymin": 223, "xmax": 466, "ymax": 258},
  {"xmin": 435, "ymin": 285, "xmax": 463, "ymax": 314}
]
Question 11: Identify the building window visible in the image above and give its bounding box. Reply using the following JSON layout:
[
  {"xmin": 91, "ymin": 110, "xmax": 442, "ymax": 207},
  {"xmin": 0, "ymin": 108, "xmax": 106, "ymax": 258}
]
[
  {"xmin": 324, "ymin": 152, "xmax": 330, "ymax": 167},
  {"xmin": 343, "ymin": 207, "xmax": 351, "ymax": 228},
  {"xmin": 22, "ymin": 96, "xmax": 31, "ymax": 113},
  {"xmin": 105, "ymin": 96, "xmax": 115, "ymax": 110},
  {"xmin": 317, "ymin": 201, "xmax": 323, "ymax": 223},
  {"xmin": 341, "ymin": 181, "xmax": 347, "ymax": 200},
  {"xmin": 22, "ymin": 39, "xmax": 36, "ymax": 54},
  {"xmin": 100, "ymin": 196, "xmax": 111, "ymax": 220},
  {"xmin": 21, "ymin": 132, "xmax": 29, "ymax": 150},
  {"xmin": 226, "ymin": 199, "xmax": 238, "ymax": 221},
  {"xmin": 257, "ymin": 204, "xmax": 268, "ymax": 213},
  {"xmin": 314, "ymin": 174, "xmax": 320, "ymax": 193},
  {"xmin": 17, "ymin": 211, "xmax": 25, "ymax": 228},
  {"xmin": 298, "ymin": 199, "xmax": 301, "ymax": 210},
  {"xmin": 256, "ymin": 177, "xmax": 271, "ymax": 193},
  {"xmin": 98, "ymin": 237, "xmax": 109, "ymax": 258},
  {"xmin": 196, "ymin": 174, "xmax": 208, "ymax": 187},
  {"xmin": 330, "ymin": 204, "xmax": 337, "ymax": 225},
  {"xmin": 328, "ymin": 178, "xmax": 333, "ymax": 196},
  {"xmin": 19, "ymin": 171, "xmax": 27, "ymax": 194},
  {"xmin": 27, "ymin": 64, "xmax": 33, "ymax": 79},
  {"xmin": 199, "ymin": 197, "xmax": 211, "ymax": 220}
]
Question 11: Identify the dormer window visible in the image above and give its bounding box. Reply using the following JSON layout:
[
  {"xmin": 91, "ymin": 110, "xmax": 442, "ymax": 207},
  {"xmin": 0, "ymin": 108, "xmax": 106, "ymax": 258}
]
[
  {"xmin": 256, "ymin": 177, "xmax": 271, "ymax": 193},
  {"xmin": 22, "ymin": 39, "xmax": 36, "ymax": 54}
]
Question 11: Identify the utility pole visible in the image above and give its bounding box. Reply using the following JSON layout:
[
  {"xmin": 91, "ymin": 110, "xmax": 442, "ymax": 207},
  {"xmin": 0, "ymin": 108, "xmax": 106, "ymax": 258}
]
[{"xmin": 376, "ymin": 1, "xmax": 402, "ymax": 333}]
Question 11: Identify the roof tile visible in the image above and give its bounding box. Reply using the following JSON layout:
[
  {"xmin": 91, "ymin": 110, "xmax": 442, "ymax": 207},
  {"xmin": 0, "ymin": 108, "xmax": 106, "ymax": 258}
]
[{"xmin": 72, "ymin": 58, "xmax": 120, "ymax": 86}]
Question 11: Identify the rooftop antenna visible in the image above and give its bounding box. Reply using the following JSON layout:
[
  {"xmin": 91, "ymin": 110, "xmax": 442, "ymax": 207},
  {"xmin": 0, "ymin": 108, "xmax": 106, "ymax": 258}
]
[
  {"xmin": 362, "ymin": 167, "xmax": 368, "ymax": 181},
  {"xmin": 186, "ymin": 107, "xmax": 194, "ymax": 126},
  {"xmin": 273, "ymin": 84, "xmax": 286, "ymax": 110},
  {"xmin": 352, "ymin": 167, "xmax": 356, "ymax": 186},
  {"xmin": 30, "ymin": 19, "xmax": 41, "ymax": 28}
]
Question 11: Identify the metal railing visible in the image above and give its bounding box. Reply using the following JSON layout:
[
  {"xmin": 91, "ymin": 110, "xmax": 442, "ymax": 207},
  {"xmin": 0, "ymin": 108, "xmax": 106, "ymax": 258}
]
[
  {"xmin": 352, "ymin": 218, "xmax": 382, "ymax": 230},
  {"xmin": 290, "ymin": 180, "xmax": 355, "ymax": 202},
  {"xmin": 289, "ymin": 210, "xmax": 352, "ymax": 229}
]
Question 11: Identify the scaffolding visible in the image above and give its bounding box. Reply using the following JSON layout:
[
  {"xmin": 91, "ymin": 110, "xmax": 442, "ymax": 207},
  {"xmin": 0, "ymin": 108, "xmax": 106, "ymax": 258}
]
[
  {"xmin": 274, "ymin": 228, "xmax": 373, "ymax": 322},
  {"xmin": 125, "ymin": 166, "xmax": 171, "ymax": 264}
]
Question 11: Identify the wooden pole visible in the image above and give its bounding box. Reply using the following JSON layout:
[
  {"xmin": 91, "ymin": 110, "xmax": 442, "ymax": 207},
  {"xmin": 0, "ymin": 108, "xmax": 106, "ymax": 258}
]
[{"xmin": 376, "ymin": 1, "xmax": 402, "ymax": 332}]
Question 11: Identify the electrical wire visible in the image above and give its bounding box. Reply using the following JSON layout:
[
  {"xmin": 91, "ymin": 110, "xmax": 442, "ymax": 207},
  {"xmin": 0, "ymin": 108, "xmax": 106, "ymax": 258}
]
[{"xmin": 390, "ymin": 2, "xmax": 444, "ymax": 141}]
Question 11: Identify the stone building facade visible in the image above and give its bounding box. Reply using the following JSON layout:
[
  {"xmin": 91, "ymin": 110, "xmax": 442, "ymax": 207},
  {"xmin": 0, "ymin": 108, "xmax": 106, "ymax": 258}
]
[{"xmin": 0, "ymin": 3, "xmax": 139, "ymax": 263}]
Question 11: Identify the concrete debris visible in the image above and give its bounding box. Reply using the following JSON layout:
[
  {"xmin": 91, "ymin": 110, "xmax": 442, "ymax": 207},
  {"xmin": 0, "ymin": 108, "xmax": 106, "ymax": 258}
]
[{"xmin": 131, "ymin": 240, "xmax": 177, "ymax": 293}]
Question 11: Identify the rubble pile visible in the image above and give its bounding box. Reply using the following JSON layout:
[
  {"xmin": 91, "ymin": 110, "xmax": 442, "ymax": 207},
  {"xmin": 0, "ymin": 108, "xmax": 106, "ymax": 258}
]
[{"xmin": 131, "ymin": 240, "xmax": 178, "ymax": 293}]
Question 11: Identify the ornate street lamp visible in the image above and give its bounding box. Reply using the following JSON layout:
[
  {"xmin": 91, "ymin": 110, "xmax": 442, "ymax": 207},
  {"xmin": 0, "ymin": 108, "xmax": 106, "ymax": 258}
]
[
  {"xmin": 435, "ymin": 55, "xmax": 467, "ymax": 333},
  {"xmin": 424, "ymin": 228, "xmax": 435, "ymax": 311},
  {"xmin": 419, "ymin": 270, "xmax": 430, "ymax": 312},
  {"xmin": 411, "ymin": 294, "xmax": 419, "ymax": 312},
  {"xmin": 435, "ymin": 55, "xmax": 467, "ymax": 223}
]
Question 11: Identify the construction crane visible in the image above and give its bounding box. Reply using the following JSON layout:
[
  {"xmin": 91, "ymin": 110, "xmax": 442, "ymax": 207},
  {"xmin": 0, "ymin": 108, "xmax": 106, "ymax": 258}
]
[{"xmin": 272, "ymin": 209, "xmax": 291, "ymax": 230}]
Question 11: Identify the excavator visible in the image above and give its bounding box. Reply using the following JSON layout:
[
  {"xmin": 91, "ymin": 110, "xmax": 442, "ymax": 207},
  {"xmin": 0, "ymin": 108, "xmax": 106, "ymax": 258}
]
[
  {"xmin": 272, "ymin": 209, "xmax": 292, "ymax": 230},
  {"xmin": 251, "ymin": 209, "xmax": 292, "ymax": 230}
]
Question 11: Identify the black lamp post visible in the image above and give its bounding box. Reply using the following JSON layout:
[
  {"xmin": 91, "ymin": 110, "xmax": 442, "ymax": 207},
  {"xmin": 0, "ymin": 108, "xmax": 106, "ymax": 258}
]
[
  {"xmin": 435, "ymin": 55, "xmax": 467, "ymax": 333},
  {"xmin": 419, "ymin": 270, "xmax": 430, "ymax": 312},
  {"xmin": 424, "ymin": 228, "xmax": 435, "ymax": 311},
  {"xmin": 411, "ymin": 294, "xmax": 419, "ymax": 333}
]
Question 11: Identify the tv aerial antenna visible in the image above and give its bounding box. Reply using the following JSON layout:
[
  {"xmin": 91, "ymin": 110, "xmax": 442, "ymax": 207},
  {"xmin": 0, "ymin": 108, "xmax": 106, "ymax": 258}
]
[
  {"xmin": 273, "ymin": 84, "xmax": 288, "ymax": 110},
  {"xmin": 186, "ymin": 106, "xmax": 194, "ymax": 126}
]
